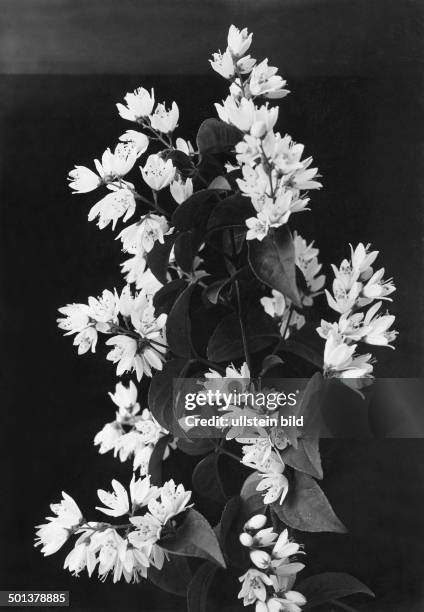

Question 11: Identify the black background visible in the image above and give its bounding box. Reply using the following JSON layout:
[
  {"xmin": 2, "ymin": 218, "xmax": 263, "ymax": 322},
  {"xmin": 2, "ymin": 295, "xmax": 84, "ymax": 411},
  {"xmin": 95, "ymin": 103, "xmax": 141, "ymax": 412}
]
[{"xmin": 0, "ymin": 1, "xmax": 423, "ymax": 610}]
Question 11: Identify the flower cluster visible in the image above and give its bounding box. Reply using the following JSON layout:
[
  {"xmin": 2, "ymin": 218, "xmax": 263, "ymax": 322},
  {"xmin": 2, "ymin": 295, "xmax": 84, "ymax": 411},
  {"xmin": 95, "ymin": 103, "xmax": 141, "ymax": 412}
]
[
  {"xmin": 210, "ymin": 25, "xmax": 321, "ymax": 241},
  {"xmin": 261, "ymin": 231, "xmax": 325, "ymax": 337},
  {"xmin": 238, "ymin": 514, "xmax": 306, "ymax": 612},
  {"xmin": 57, "ymin": 287, "xmax": 167, "ymax": 380},
  {"xmin": 94, "ymin": 381, "xmax": 174, "ymax": 474},
  {"xmin": 318, "ymin": 243, "xmax": 397, "ymax": 379},
  {"xmin": 36, "ymin": 478, "xmax": 191, "ymax": 583}
]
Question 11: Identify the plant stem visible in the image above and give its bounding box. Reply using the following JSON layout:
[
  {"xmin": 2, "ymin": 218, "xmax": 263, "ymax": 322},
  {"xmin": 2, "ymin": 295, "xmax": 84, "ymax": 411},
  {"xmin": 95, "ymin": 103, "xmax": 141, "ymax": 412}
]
[
  {"xmin": 235, "ymin": 280, "xmax": 252, "ymax": 373},
  {"xmin": 218, "ymin": 448, "xmax": 241, "ymax": 462},
  {"xmin": 272, "ymin": 304, "xmax": 294, "ymax": 355}
]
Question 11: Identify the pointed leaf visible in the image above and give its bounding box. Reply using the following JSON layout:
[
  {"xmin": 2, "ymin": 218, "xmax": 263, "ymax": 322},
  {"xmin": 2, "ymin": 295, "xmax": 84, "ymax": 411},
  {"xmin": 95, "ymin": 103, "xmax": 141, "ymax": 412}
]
[
  {"xmin": 192, "ymin": 453, "xmax": 227, "ymax": 504},
  {"xmin": 148, "ymin": 358, "xmax": 190, "ymax": 430},
  {"xmin": 172, "ymin": 189, "xmax": 219, "ymax": 231},
  {"xmin": 273, "ymin": 471, "xmax": 347, "ymax": 533},
  {"xmin": 187, "ymin": 561, "xmax": 217, "ymax": 612},
  {"xmin": 148, "ymin": 434, "xmax": 172, "ymax": 486},
  {"xmin": 146, "ymin": 233, "xmax": 176, "ymax": 284},
  {"xmin": 153, "ymin": 278, "xmax": 188, "ymax": 316},
  {"xmin": 167, "ymin": 283, "xmax": 197, "ymax": 358},
  {"xmin": 240, "ymin": 472, "xmax": 266, "ymax": 518},
  {"xmin": 207, "ymin": 306, "xmax": 278, "ymax": 362},
  {"xmin": 248, "ymin": 225, "xmax": 301, "ymax": 308},
  {"xmin": 207, "ymin": 193, "xmax": 254, "ymax": 232},
  {"xmin": 196, "ymin": 118, "xmax": 242, "ymax": 154},
  {"xmin": 159, "ymin": 508, "xmax": 226, "ymax": 568},
  {"xmin": 297, "ymin": 572, "xmax": 374, "ymax": 608},
  {"xmin": 148, "ymin": 553, "xmax": 192, "ymax": 597}
]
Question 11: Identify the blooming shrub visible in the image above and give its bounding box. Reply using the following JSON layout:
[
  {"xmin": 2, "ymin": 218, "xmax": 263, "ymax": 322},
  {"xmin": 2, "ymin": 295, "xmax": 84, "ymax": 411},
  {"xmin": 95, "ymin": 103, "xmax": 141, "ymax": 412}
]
[{"xmin": 36, "ymin": 25, "xmax": 397, "ymax": 611}]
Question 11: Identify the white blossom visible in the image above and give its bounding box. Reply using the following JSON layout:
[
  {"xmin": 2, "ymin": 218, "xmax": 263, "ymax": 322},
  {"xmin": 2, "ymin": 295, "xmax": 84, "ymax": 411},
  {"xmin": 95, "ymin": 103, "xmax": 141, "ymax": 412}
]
[
  {"xmin": 141, "ymin": 154, "xmax": 176, "ymax": 190},
  {"xmin": 88, "ymin": 187, "xmax": 136, "ymax": 230},
  {"xmin": 68, "ymin": 165, "xmax": 102, "ymax": 193},
  {"xmin": 170, "ymin": 177, "xmax": 193, "ymax": 204},
  {"xmin": 227, "ymin": 25, "xmax": 253, "ymax": 57},
  {"xmin": 116, "ymin": 87, "xmax": 155, "ymax": 122},
  {"xmin": 210, "ymin": 49, "xmax": 235, "ymax": 79},
  {"xmin": 118, "ymin": 214, "xmax": 169, "ymax": 254},
  {"xmin": 119, "ymin": 130, "xmax": 149, "ymax": 157},
  {"xmin": 35, "ymin": 493, "xmax": 83, "ymax": 556},
  {"xmin": 96, "ymin": 479, "xmax": 130, "ymax": 517},
  {"xmin": 150, "ymin": 102, "xmax": 179, "ymax": 134},
  {"xmin": 248, "ymin": 59, "xmax": 289, "ymax": 99}
]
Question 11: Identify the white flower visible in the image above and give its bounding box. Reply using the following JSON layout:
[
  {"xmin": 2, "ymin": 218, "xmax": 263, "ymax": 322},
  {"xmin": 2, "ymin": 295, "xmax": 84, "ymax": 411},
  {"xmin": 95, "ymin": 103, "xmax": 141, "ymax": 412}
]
[
  {"xmin": 35, "ymin": 492, "xmax": 83, "ymax": 556},
  {"xmin": 118, "ymin": 214, "xmax": 169, "ymax": 253},
  {"xmin": 73, "ymin": 326, "xmax": 98, "ymax": 354},
  {"xmin": 325, "ymin": 280, "xmax": 362, "ymax": 315},
  {"xmin": 238, "ymin": 569, "xmax": 274, "ymax": 605},
  {"xmin": 105, "ymin": 335, "xmax": 155, "ymax": 380},
  {"xmin": 96, "ymin": 479, "xmax": 130, "ymax": 517},
  {"xmin": 109, "ymin": 380, "xmax": 139, "ymax": 414},
  {"xmin": 94, "ymin": 144, "xmax": 137, "ymax": 179},
  {"xmin": 141, "ymin": 154, "xmax": 176, "ymax": 190},
  {"xmin": 94, "ymin": 422, "xmax": 122, "ymax": 454},
  {"xmin": 257, "ymin": 472, "xmax": 289, "ymax": 505},
  {"xmin": 88, "ymin": 187, "xmax": 136, "ymax": 230},
  {"xmin": 170, "ymin": 177, "xmax": 193, "ymax": 204},
  {"xmin": 119, "ymin": 130, "xmax": 149, "ymax": 157},
  {"xmin": 64, "ymin": 542, "xmax": 97, "ymax": 577},
  {"xmin": 362, "ymin": 268, "xmax": 395, "ymax": 301},
  {"xmin": 128, "ymin": 513, "xmax": 162, "ymax": 552},
  {"xmin": 88, "ymin": 528, "xmax": 125, "ymax": 582},
  {"xmin": 227, "ymin": 25, "xmax": 253, "ymax": 57},
  {"xmin": 121, "ymin": 251, "xmax": 148, "ymax": 286},
  {"xmin": 150, "ymin": 102, "xmax": 179, "ymax": 133},
  {"xmin": 130, "ymin": 475, "xmax": 159, "ymax": 508},
  {"xmin": 323, "ymin": 331, "xmax": 373, "ymax": 378},
  {"xmin": 68, "ymin": 165, "xmax": 101, "ymax": 193},
  {"xmin": 210, "ymin": 49, "xmax": 235, "ymax": 79},
  {"xmin": 133, "ymin": 444, "xmax": 154, "ymax": 474},
  {"xmin": 88, "ymin": 289, "xmax": 119, "ymax": 326},
  {"xmin": 116, "ymin": 87, "xmax": 155, "ymax": 122},
  {"xmin": 57, "ymin": 303, "xmax": 92, "ymax": 335},
  {"xmin": 249, "ymin": 59, "xmax": 289, "ymax": 99},
  {"xmin": 148, "ymin": 480, "xmax": 191, "ymax": 524},
  {"xmin": 176, "ymin": 137, "xmax": 194, "ymax": 155},
  {"xmin": 216, "ymin": 96, "xmax": 256, "ymax": 132},
  {"xmin": 250, "ymin": 549, "xmax": 272, "ymax": 569}
]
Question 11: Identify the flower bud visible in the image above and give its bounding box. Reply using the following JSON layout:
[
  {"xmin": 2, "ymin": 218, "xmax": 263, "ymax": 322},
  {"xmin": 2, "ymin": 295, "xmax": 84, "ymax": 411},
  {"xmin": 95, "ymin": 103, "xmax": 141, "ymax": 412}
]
[
  {"xmin": 239, "ymin": 532, "xmax": 253, "ymax": 547},
  {"xmin": 244, "ymin": 514, "xmax": 267, "ymax": 531},
  {"xmin": 250, "ymin": 549, "xmax": 271, "ymax": 569},
  {"xmin": 250, "ymin": 120, "xmax": 267, "ymax": 139}
]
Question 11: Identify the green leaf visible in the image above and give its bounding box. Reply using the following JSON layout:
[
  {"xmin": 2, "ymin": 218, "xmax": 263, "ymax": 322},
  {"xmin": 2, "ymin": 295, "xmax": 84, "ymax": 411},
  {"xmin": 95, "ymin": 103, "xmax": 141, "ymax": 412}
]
[
  {"xmin": 281, "ymin": 373, "xmax": 324, "ymax": 479},
  {"xmin": 148, "ymin": 358, "xmax": 190, "ymax": 430},
  {"xmin": 207, "ymin": 193, "xmax": 254, "ymax": 232},
  {"xmin": 172, "ymin": 189, "xmax": 219, "ymax": 231},
  {"xmin": 207, "ymin": 306, "xmax": 278, "ymax": 362},
  {"xmin": 167, "ymin": 283, "xmax": 197, "ymax": 358},
  {"xmin": 297, "ymin": 572, "xmax": 374, "ymax": 608},
  {"xmin": 273, "ymin": 471, "xmax": 346, "ymax": 533},
  {"xmin": 283, "ymin": 323, "xmax": 324, "ymax": 368},
  {"xmin": 248, "ymin": 225, "xmax": 302, "ymax": 308},
  {"xmin": 192, "ymin": 453, "xmax": 227, "ymax": 504},
  {"xmin": 148, "ymin": 434, "xmax": 172, "ymax": 486},
  {"xmin": 148, "ymin": 553, "xmax": 192, "ymax": 597},
  {"xmin": 240, "ymin": 472, "xmax": 266, "ymax": 518},
  {"xmin": 196, "ymin": 118, "xmax": 242, "ymax": 154},
  {"xmin": 159, "ymin": 508, "xmax": 226, "ymax": 568},
  {"xmin": 187, "ymin": 561, "xmax": 217, "ymax": 612},
  {"xmin": 146, "ymin": 233, "xmax": 175, "ymax": 284},
  {"xmin": 174, "ymin": 230, "xmax": 203, "ymax": 274},
  {"xmin": 153, "ymin": 279, "xmax": 188, "ymax": 316},
  {"xmin": 177, "ymin": 437, "xmax": 216, "ymax": 456}
]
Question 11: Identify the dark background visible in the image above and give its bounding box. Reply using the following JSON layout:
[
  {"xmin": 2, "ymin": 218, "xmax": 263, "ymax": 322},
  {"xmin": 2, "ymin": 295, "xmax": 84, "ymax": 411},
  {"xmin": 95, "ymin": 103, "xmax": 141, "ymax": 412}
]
[{"xmin": 0, "ymin": 1, "xmax": 423, "ymax": 610}]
